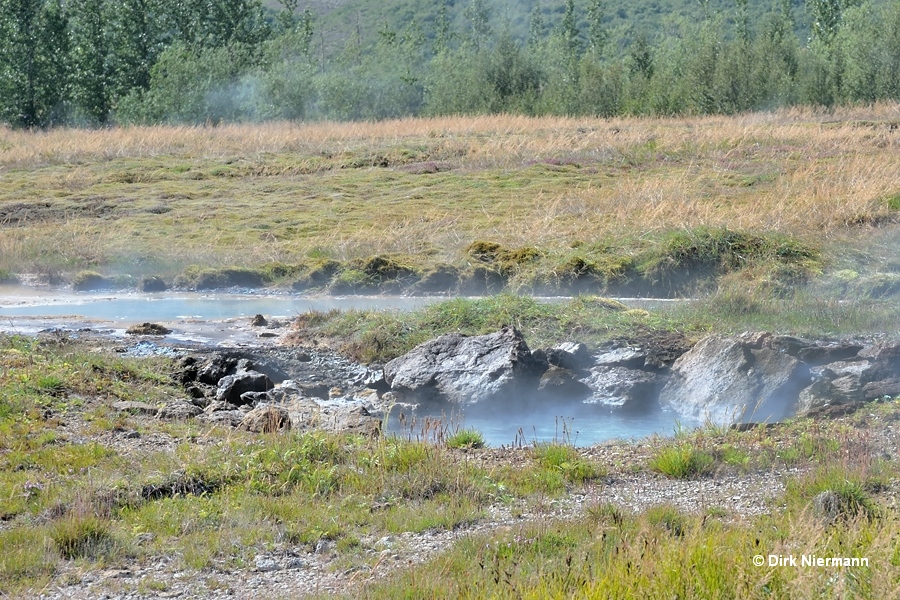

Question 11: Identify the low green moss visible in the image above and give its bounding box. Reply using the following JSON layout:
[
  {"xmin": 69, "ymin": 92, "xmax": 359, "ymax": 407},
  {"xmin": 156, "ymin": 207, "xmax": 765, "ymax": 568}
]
[
  {"xmin": 72, "ymin": 270, "xmax": 111, "ymax": 292},
  {"xmin": 175, "ymin": 266, "xmax": 270, "ymax": 290}
]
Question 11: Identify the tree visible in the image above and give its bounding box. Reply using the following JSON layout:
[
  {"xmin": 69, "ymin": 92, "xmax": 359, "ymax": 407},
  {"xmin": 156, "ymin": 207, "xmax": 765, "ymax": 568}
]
[
  {"xmin": 807, "ymin": 0, "xmax": 861, "ymax": 43},
  {"xmin": 586, "ymin": 0, "xmax": 608, "ymax": 58},
  {"xmin": 464, "ymin": 0, "xmax": 491, "ymax": 50},
  {"xmin": 106, "ymin": 0, "xmax": 165, "ymax": 97},
  {"xmin": 434, "ymin": 0, "xmax": 453, "ymax": 54},
  {"xmin": 528, "ymin": 1, "xmax": 545, "ymax": 47},
  {"xmin": 68, "ymin": 0, "xmax": 112, "ymax": 123}
]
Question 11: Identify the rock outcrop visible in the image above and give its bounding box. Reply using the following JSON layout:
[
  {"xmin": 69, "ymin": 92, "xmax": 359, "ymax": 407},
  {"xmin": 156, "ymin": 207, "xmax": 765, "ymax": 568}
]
[
  {"xmin": 383, "ymin": 326, "xmax": 547, "ymax": 406},
  {"xmin": 659, "ymin": 334, "xmax": 811, "ymax": 424},
  {"xmin": 658, "ymin": 333, "xmax": 900, "ymax": 425}
]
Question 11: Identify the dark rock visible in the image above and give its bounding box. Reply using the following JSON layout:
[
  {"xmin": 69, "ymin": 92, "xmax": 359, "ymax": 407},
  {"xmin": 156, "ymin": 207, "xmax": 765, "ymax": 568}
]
[
  {"xmin": 198, "ymin": 411, "xmax": 245, "ymax": 427},
  {"xmin": 184, "ymin": 384, "xmax": 211, "ymax": 400},
  {"xmin": 157, "ymin": 400, "xmax": 203, "ymax": 420},
  {"xmin": 140, "ymin": 276, "xmax": 168, "ymax": 292},
  {"xmin": 536, "ymin": 366, "xmax": 593, "ymax": 402},
  {"xmin": 241, "ymin": 357, "xmax": 289, "ymax": 384},
  {"xmin": 197, "ymin": 354, "xmax": 239, "ymax": 385},
  {"xmin": 730, "ymin": 422, "xmax": 777, "ymax": 432},
  {"xmin": 173, "ymin": 356, "xmax": 198, "ymax": 385},
  {"xmin": 767, "ymin": 335, "xmax": 811, "ymax": 355},
  {"xmin": 289, "ymin": 382, "xmax": 330, "ymax": 400},
  {"xmin": 240, "ymin": 405, "xmax": 291, "ymax": 433},
  {"xmin": 250, "ymin": 314, "xmax": 268, "ymax": 327},
  {"xmin": 545, "ymin": 342, "xmax": 593, "ymax": 372},
  {"xmin": 216, "ymin": 370, "xmax": 274, "ymax": 405},
  {"xmin": 204, "ymin": 401, "xmax": 242, "ymax": 413},
  {"xmin": 125, "ymin": 323, "xmax": 172, "ymax": 335},
  {"xmin": 862, "ymin": 378, "xmax": 900, "ymax": 400},
  {"xmin": 383, "ymin": 326, "xmax": 546, "ymax": 406},
  {"xmin": 804, "ymin": 402, "xmax": 864, "ymax": 419},
  {"xmin": 797, "ymin": 343, "xmax": 865, "ymax": 365}
]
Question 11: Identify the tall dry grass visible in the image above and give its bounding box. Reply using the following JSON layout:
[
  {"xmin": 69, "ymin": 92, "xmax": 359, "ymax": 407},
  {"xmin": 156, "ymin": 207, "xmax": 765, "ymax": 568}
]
[
  {"xmin": 2, "ymin": 104, "xmax": 898, "ymax": 167},
  {"xmin": 1, "ymin": 105, "xmax": 898, "ymax": 273}
]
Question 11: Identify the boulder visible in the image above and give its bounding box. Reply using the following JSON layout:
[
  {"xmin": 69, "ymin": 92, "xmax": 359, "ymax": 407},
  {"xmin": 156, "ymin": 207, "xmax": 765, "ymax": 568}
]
[
  {"xmin": 592, "ymin": 346, "xmax": 647, "ymax": 370},
  {"xmin": 383, "ymin": 327, "xmax": 546, "ymax": 406},
  {"xmin": 536, "ymin": 366, "xmax": 593, "ymax": 402},
  {"xmin": 580, "ymin": 366, "xmax": 665, "ymax": 412},
  {"xmin": 216, "ymin": 369, "xmax": 274, "ymax": 405},
  {"xmin": 659, "ymin": 335, "xmax": 810, "ymax": 425},
  {"xmin": 156, "ymin": 400, "xmax": 203, "ymax": 420},
  {"xmin": 111, "ymin": 401, "xmax": 158, "ymax": 416},
  {"xmin": 197, "ymin": 354, "xmax": 239, "ymax": 385},
  {"xmin": 240, "ymin": 405, "xmax": 291, "ymax": 433},
  {"xmin": 797, "ymin": 360, "xmax": 872, "ymax": 415},
  {"xmin": 797, "ymin": 343, "xmax": 865, "ymax": 365},
  {"xmin": 125, "ymin": 322, "xmax": 172, "ymax": 336},
  {"xmin": 545, "ymin": 342, "xmax": 594, "ymax": 372}
]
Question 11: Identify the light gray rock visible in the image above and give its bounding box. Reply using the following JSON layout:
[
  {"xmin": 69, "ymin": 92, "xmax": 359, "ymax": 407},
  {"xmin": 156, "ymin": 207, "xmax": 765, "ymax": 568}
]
[
  {"xmin": 659, "ymin": 336, "xmax": 810, "ymax": 425},
  {"xmin": 111, "ymin": 401, "xmax": 158, "ymax": 416},
  {"xmin": 383, "ymin": 327, "xmax": 546, "ymax": 406},
  {"xmin": 156, "ymin": 400, "xmax": 202, "ymax": 420},
  {"xmin": 197, "ymin": 410, "xmax": 245, "ymax": 427},
  {"xmin": 580, "ymin": 366, "xmax": 664, "ymax": 411},
  {"xmin": 592, "ymin": 347, "xmax": 647, "ymax": 369}
]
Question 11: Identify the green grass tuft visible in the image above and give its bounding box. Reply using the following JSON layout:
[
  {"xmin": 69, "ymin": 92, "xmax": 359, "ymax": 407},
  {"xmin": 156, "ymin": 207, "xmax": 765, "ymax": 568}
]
[
  {"xmin": 648, "ymin": 444, "xmax": 715, "ymax": 479},
  {"xmin": 446, "ymin": 429, "xmax": 486, "ymax": 450}
]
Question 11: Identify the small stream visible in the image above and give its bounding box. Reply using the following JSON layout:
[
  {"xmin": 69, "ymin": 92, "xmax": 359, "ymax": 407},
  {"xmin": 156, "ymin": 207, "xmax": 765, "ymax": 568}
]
[{"xmin": 0, "ymin": 286, "xmax": 438, "ymax": 321}]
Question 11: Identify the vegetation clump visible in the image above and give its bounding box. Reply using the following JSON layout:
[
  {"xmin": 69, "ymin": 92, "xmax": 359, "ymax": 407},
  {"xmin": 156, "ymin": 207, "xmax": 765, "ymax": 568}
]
[
  {"xmin": 648, "ymin": 444, "xmax": 715, "ymax": 479},
  {"xmin": 175, "ymin": 266, "xmax": 270, "ymax": 290},
  {"xmin": 72, "ymin": 271, "xmax": 111, "ymax": 292},
  {"xmin": 446, "ymin": 429, "xmax": 486, "ymax": 450}
]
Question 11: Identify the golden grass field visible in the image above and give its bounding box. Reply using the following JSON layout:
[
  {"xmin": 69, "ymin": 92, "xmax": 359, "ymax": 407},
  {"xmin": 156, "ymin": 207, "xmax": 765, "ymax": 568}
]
[{"xmin": 1, "ymin": 105, "xmax": 898, "ymax": 280}]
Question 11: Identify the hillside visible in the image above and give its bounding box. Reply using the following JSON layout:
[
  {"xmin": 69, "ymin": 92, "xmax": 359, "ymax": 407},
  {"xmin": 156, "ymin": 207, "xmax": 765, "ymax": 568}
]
[{"xmin": 284, "ymin": 0, "xmax": 816, "ymax": 54}]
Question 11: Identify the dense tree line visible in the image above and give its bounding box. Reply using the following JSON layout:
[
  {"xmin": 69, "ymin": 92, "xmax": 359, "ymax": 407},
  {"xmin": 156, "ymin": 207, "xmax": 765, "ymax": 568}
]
[{"xmin": 0, "ymin": 0, "xmax": 898, "ymax": 127}]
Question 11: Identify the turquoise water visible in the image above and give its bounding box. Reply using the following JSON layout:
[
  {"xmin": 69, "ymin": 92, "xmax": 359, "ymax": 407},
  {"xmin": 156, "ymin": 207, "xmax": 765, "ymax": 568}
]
[
  {"xmin": 0, "ymin": 289, "xmax": 436, "ymax": 322},
  {"xmin": 385, "ymin": 406, "xmax": 687, "ymax": 447}
]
